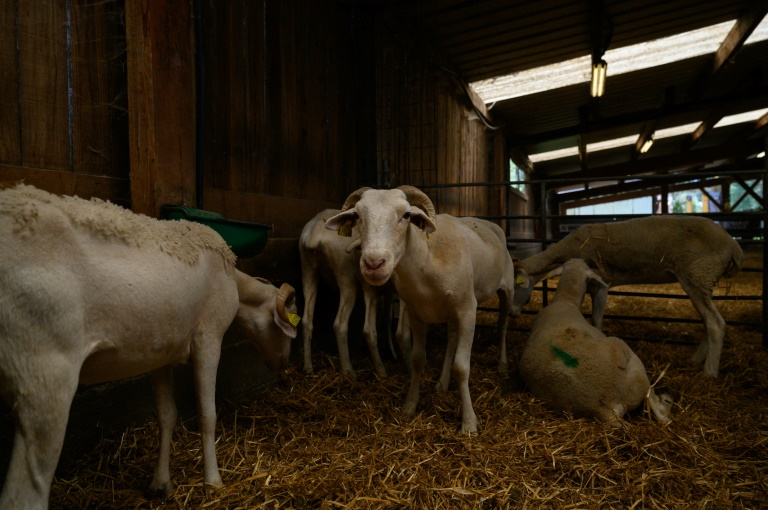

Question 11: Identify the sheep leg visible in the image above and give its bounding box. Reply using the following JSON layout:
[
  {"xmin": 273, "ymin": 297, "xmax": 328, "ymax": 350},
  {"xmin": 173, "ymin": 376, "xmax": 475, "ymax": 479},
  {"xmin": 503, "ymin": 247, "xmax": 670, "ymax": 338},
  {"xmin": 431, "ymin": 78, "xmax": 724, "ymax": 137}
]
[
  {"xmin": 452, "ymin": 314, "xmax": 479, "ymax": 434},
  {"xmin": 147, "ymin": 365, "xmax": 178, "ymax": 498},
  {"xmin": 191, "ymin": 340, "xmax": 223, "ymax": 489},
  {"xmin": 381, "ymin": 285, "xmax": 397, "ymax": 358},
  {"xmin": 647, "ymin": 391, "xmax": 672, "ymax": 423},
  {"xmin": 300, "ymin": 259, "xmax": 319, "ymax": 375},
  {"xmin": 589, "ymin": 283, "xmax": 609, "ymax": 330},
  {"xmin": 396, "ymin": 301, "xmax": 413, "ymax": 374},
  {"xmin": 677, "ymin": 279, "xmax": 725, "ymax": 377},
  {"xmin": 362, "ymin": 285, "xmax": 388, "ymax": 379},
  {"xmin": 334, "ymin": 280, "xmax": 358, "ymax": 379},
  {"xmin": 496, "ymin": 288, "xmax": 511, "ymax": 373},
  {"xmin": 0, "ymin": 360, "xmax": 79, "ymax": 509},
  {"xmin": 403, "ymin": 316, "xmax": 428, "ymax": 416},
  {"xmin": 436, "ymin": 327, "xmax": 458, "ymax": 392}
]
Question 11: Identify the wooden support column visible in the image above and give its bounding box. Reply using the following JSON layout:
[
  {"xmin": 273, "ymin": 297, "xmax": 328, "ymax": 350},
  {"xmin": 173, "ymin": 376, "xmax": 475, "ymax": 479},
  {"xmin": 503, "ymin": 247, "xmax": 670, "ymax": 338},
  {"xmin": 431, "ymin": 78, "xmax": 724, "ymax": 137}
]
[
  {"xmin": 126, "ymin": 0, "xmax": 196, "ymax": 217},
  {"xmin": 492, "ymin": 130, "xmax": 506, "ymax": 231}
]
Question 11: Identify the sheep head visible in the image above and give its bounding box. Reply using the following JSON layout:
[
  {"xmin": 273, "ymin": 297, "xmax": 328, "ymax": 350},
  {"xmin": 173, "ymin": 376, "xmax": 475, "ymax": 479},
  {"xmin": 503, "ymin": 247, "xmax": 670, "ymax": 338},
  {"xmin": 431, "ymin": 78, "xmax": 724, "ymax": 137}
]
[{"xmin": 326, "ymin": 186, "xmax": 437, "ymax": 286}]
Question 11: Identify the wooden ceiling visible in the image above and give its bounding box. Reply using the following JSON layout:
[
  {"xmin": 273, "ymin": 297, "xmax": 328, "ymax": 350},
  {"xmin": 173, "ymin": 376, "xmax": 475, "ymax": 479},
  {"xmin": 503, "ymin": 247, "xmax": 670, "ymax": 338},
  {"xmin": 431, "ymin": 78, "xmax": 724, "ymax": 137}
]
[{"xmin": 374, "ymin": 0, "xmax": 768, "ymax": 181}]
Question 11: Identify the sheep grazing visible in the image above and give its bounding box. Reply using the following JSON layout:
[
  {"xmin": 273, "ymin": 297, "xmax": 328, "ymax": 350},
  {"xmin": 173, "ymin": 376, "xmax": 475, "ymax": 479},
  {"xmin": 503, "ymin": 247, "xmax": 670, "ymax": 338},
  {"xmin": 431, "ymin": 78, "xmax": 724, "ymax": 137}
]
[
  {"xmin": 519, "ymin": 259, "xmax": 672, "ymax": 423},
  {"xmin": 0, "ymin": 185, "xmax": 298, "ymax": 508},
  {"xmin": 511, "ymin": 215, "xmax": 744, "ymax": 378},
  {"xmin": 299, "ymin": 209, "xmax": 398, "ymax": 380},
  {"xmin": 325, "ymin": 186, "xmax": 524, "ymax": 433}
]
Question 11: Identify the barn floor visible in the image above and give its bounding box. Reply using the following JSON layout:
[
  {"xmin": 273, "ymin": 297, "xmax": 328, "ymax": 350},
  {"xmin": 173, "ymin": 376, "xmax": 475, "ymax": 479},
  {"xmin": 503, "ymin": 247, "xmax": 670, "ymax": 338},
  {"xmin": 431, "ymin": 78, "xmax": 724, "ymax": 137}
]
[{"xmin": 49, "ymin": 251, "xmax": 767, "ymax": 509}]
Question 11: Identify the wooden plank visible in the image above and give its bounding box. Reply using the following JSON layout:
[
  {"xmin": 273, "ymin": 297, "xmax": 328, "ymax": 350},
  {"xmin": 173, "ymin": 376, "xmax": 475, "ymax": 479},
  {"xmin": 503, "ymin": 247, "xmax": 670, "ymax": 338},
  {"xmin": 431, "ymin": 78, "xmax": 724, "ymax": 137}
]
[
  {"xmin": 126, "ymin": 0, "xmax": 196, "ymax": 217},
  {"xmin": 70, "ymin": 0, "xmax": 128, "ymax": 178},
  {"xmin": 0, "ymin": 0, "xmax": 21, "ymax": 165},
  {"xmin": 0, "ymin": 163, "xmax": 130, "ymax": 206},
  {"xmin": 203, "ymin": 187, "xmax": 339, "ymax": 239},
  {"xmin": 708, "ymin": 2, "xmax": 768, "ymax": 80},
  {"xmin": 19, "ymin": 0, "xmax": 70, "ymax": 171},
  {"xmin": 244, "ymin": 0, "xmax": 267, "ymax": 194},
  {"xmin": 200, "ymin": 0, "xmax": 230, "ymax": 191},
  {"xmin": 225, "ymin": 0, "xmax": 246, "ymax": 192}
]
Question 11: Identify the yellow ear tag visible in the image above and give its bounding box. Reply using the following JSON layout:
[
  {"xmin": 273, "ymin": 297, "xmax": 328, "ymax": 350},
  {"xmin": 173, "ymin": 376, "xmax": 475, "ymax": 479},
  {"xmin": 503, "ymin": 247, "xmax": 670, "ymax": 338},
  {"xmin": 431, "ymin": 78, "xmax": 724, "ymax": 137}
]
[
  {"xmin": 337, "ymin": 220, "xmax": 353, "ymax": 237},
  {"xmin": 515, "ymin": 274, "xmax": 526, "ymax": 285},
  {"xmin": 286, "ymin": 313, "xmax": 301, "ymax": 326}
]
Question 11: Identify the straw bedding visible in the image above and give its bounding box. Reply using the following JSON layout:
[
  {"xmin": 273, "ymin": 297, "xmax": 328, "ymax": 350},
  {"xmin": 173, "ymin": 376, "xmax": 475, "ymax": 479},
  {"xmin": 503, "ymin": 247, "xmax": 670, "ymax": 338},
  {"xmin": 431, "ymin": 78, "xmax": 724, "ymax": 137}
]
[{"xmin": 49, "ymin": 251, "xmax": 767, "ymax": 509}]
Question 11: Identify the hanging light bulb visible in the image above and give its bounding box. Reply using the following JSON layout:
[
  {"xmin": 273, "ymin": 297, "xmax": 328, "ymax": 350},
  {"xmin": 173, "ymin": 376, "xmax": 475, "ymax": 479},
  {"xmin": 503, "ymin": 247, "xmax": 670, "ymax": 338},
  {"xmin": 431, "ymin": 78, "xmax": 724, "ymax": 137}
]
[
  {"xmin": 639, "ymin": 136, "xmax": 654, "ymax": 154},
  {"xmin": 590, "ymin": 59, "xmax": 607, "ymax": 97}
]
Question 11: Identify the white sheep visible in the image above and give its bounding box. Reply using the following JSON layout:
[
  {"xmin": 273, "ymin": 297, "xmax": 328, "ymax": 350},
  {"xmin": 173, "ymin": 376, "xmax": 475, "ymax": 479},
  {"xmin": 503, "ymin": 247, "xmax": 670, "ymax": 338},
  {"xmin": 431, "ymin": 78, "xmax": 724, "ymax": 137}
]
[
  {"xmin": 0, "ymin": 185, "xmax": 298, "ymax": 508},
  {"xmin": 299, "ymin": 209, "xmax": 398, "ymax": 379},
  {"xmin": 325, "ymin": 186, "xmax": 524, "ymax": 433},
  {"xmin": 519, "ymin": 259, "xmax": 672, "ymax": 423},
  {"xmin": 511, "ymin": 215, "xmax": 743, "ymax": 378}
]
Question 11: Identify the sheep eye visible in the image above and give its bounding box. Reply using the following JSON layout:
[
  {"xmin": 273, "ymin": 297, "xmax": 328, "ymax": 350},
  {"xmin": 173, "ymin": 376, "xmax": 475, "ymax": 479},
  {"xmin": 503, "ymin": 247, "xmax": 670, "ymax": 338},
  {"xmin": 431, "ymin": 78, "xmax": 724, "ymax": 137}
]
[{"xmin": 402, "ymin": 212, "xmax": 411, "ymax": 221}]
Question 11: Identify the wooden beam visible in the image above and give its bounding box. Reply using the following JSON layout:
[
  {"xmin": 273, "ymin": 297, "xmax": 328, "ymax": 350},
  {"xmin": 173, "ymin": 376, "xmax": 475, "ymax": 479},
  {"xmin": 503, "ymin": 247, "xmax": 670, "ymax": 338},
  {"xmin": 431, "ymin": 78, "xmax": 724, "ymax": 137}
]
[
  {"xmin": 634, "ymin": 88, "xmax": 674, "ymax": 158},
  {"xmin": 0, "ymin": 164, "xmax": 131, "ymax": 206},
  {"xmin": 126, "ymin": 0, "xmax": 196, "ymax": 217},
  {"xmin": 555, "ymin": 175, "xmax": 735, "ymax": 205},
  {"xmin": 552, "ymin": 139, "xmax": 765, "ymax": 180},
  {"xmin": 556, "ymin": 177, "xmax": 739, "ymax": 211},
  {"xmin": 513, "ymin": 85, "xmax": 768, "ymax": 147},
  {"xmin": 693, "ymin": 1, "xmax": 768, "ymax": 95},
  {"xmin": 683, "ymin": 70, "xmax": 763, "ymax": 151}
]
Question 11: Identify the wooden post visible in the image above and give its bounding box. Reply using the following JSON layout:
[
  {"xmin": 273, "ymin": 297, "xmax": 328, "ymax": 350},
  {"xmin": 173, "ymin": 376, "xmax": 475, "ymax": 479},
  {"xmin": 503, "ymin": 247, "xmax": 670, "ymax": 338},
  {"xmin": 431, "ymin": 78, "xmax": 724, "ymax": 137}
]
[{"xmin": 126, "ymin": 0, "xmax": 196, "ymax": 217}]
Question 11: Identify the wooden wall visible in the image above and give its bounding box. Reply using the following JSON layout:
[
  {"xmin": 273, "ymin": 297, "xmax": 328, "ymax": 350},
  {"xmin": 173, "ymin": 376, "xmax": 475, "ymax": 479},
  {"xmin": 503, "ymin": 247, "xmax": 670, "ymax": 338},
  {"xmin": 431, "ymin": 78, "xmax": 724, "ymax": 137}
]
[
  {"xmin": 199, "ymin": 0, "xmax": 376, "ymax": 238},
  {"xmin": 0, "ymin": 0, "xmax": 130, "ymax": 205},
  {"xmin": 374, "ymin": 24, "xmax": 502, "ymax": 219}
]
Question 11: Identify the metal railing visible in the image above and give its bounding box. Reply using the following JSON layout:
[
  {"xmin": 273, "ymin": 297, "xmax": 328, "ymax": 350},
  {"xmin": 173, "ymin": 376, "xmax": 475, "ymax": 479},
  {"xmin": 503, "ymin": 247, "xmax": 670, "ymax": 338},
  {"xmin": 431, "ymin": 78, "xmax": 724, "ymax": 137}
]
[{"xmin": 420, "ymin": 168, "xmax": 767, "ymax": 349}]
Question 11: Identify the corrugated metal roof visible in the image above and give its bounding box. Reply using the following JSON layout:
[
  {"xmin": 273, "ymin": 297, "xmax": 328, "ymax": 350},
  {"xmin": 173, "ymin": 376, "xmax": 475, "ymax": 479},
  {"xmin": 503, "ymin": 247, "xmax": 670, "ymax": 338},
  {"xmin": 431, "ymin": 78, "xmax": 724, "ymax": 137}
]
[{"xmin": 375, "ymin": 0, "xmax": 768, "ymax": 178}]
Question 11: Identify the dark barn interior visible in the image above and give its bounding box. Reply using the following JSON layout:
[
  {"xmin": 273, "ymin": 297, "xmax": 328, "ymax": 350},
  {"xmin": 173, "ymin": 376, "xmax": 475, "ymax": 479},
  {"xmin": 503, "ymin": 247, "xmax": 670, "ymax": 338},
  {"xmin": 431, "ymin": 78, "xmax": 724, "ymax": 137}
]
[{"xmin": 1, "ymin": 0, "xmax": 767, "ymax": 507}]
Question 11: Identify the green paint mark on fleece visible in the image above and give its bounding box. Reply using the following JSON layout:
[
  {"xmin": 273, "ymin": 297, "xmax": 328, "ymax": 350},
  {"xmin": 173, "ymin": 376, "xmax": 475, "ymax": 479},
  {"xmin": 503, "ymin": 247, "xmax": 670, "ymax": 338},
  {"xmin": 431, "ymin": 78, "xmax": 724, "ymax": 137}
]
[{"xmin": 550, "ymin": 344, "xmax": 579, "ymax": 368}]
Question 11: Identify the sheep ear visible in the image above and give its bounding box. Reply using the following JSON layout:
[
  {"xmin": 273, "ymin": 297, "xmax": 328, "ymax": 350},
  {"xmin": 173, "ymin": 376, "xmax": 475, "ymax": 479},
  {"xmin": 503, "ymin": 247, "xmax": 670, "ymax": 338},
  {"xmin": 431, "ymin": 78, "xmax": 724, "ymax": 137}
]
[
  {"xmin": 515, "ymin": 268, "xmax": 530, "ymax": 288},
  {"xmin": 586, "ymin": 269, "xmax": 609, "ymax": 288},
  {"xmin": 409, "ymin": 208, "xmax": 437, "ymax": 233},
  {"xmin": 345, "ymin": 238, "xmax": 362, "ymax": 253},
  {"xmin": 545, "ymin": 266, "xmax": 563, "ymax": 279},
  {"xmin": 325, "ymin": 209, "xmax": 357, "ymax": 237}
]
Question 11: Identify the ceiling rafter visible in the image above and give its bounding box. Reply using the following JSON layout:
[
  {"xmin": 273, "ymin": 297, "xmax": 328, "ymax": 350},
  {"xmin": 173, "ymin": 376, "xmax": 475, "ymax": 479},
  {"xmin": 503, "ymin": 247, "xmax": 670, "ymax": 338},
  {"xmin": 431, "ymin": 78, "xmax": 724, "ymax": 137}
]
[
  {"xmin": 633, "ymin": 87, "xmax": 675, "ymax": 159},
  {"xmin": 512, "ymin": 85, "xmax": 768, "ymax": 148},
  {"xmin": 689, "ymin": 0, "xmax": 768, "ymax": 97},
  {"xmin": 553, "ymin": 138, "xmax": 765, "ymax": 180}
]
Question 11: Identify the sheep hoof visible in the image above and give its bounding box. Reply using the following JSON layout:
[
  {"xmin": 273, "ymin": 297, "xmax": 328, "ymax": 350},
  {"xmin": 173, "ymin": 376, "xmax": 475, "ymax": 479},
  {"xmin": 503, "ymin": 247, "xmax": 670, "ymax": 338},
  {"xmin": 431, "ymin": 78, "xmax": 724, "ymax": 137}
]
[
  {"xmin": 145, "ymin": 480, "xmax": 175, "ymax": 500},
  {"xmin": 374, "ymin": 368, "xmax": 388, "ymax": 380}
]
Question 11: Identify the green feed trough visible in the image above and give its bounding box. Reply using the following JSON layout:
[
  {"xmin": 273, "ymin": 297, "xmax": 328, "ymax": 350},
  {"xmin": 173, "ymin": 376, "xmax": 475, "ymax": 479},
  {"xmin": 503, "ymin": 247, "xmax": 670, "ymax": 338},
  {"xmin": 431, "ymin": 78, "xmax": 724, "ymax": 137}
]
[{"xmin": 162, "ymin": 205, "xmax": 272, "ymax": 258}]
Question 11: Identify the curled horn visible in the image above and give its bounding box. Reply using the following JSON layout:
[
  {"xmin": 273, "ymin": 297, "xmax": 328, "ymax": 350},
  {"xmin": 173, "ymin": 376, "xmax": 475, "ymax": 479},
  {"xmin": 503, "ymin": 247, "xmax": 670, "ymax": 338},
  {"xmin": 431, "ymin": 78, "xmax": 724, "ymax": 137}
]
[
  {"xmin": 275, "ymin": 283, "xmax": 296, "ymax": 323},
  {"xmin": 397, "ymin": 185, "xmax": 437, "ymax": 224},
  {"xmin": 341, "ymin": 187, "xmax": 373, "ymax": 212}
]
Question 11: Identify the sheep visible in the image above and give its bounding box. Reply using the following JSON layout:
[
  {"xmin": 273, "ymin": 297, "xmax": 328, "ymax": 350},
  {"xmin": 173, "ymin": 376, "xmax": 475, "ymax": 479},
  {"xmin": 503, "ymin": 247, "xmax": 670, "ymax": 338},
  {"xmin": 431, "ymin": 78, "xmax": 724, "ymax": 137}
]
[
  {"xmin": 0, "ymin": 185, "xmax": 298, "ymax": 508},
  {"xmin": 519, "ymin": 259, "xmax": 673, "ymax": 423},
  {"xmin": 511, "ymin": 215, "xmax": 743, "ymax": 378},
  {"xmin": 299, "ymin": 209, "xmax": 398, "ymax": 379},
  {"xmin": 325, "ymin": 185, "xmax": 525, "ymax": 433}
]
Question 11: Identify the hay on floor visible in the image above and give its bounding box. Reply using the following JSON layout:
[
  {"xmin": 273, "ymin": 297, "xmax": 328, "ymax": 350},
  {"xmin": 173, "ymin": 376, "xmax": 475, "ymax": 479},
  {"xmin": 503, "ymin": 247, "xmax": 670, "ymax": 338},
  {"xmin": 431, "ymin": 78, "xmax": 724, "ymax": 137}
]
[{"xmin": 48, "ymin": 251, "xmax": 768, "ymax": 509}]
